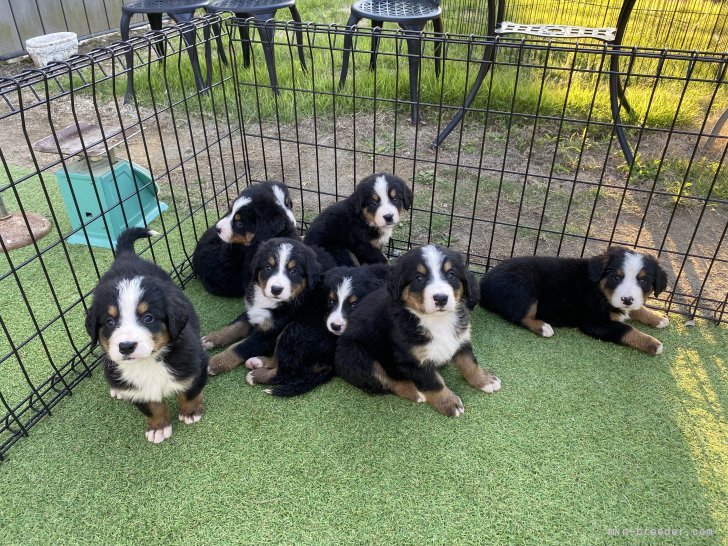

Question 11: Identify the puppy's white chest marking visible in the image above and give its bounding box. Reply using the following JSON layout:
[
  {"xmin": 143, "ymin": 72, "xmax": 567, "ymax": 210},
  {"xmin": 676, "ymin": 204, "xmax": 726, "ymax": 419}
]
[
  {"xmin": 114, "ymin": 353, "xmax": 191, "ymax": 402},
  {"xmin": 411, "ymin": 311, "xmax": 471, "ymax": 366},
  {"xmin": 373, "ymin": 225, "xmax": 394, "ymax": 248},
  {"xmin": 247, "ymin": 285, "xmax": 278, "ymax": 328}
]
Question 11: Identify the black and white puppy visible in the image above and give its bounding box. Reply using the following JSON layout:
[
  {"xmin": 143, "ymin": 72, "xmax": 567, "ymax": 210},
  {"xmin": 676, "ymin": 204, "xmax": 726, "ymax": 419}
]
[
  {"xmin": 479, "ymin": 246, "xmax": 669, "ymax": 355},
  {"xmin": 335, "ymin": 245, "xmax": 501, "ymax": 417},
  {"xmin": 192, "ymin": 181, "xmax": 298, "ymax": 297},
  {"xmin": 85, "ymin": 228, "xmax": 207, "ymax": 444},
  {"xmin": 245, "ymin": 264, "xmax": 390, "ymax": 396},
  {"xmin": 204, "ymin": 238, "xmax": 336, "ymax": 375},
  {"xmin": 303, "ymin": 173, "xmax": 413, "ymax": 267}
]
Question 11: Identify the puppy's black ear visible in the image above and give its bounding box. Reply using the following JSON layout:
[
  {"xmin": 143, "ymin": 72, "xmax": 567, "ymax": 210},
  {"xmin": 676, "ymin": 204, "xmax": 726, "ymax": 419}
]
[
  {"xmin": 305, "ymin": 247, "xmax": 323, "ymax": 288},
  {"xmin": 588, "ymin": 252, "xmax": 609, "ymax": 283},
  {"xmin": 463, "ymin": 269, "xmax": 480, "ymax": 310},
  {"xmin": 85, "ymin": 300, "xmax": 100, "ymax": 346},
  {"xmin": 401, "ymin": 180, "xmax": 413, "ymax": 211},
  {"xmin": 647, "ymin": 255, "xmax": 668, "ymax": 296},
  {"xmin": 388, "ymin": 263, "xmax": 403, "ymax": 302},
  {"xmin": 164, "ymin": 286, "xmax": 190, "ymax": 340}
]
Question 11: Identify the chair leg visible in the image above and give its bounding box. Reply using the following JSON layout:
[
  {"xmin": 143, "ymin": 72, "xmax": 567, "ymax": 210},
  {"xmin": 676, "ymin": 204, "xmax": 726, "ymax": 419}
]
[
  {"xmin": 609, "ymin": 53, "xmax": 634, "ymax": 165},
  {"xmin": 172, "ymin": 12, "xmax": 208, "ymax": 94},
  {"xmin": 253, "ymin": 13, "xmax": 280, "ymax": 94},
  {"xmin": 289, "ymin": 5, "xmax": 307, "ymax": 72},
  {"xmin": 432, "ymin": 16, "xmax": 443, "ymax": 78},
  {"xmin": 148, "ymin": 13, "xmax": 166, "ymax": 57},
  {"xmin": 121, "ymin": 11, "xmax": 134, "ymax": 104},
  {"xmin": 401, "ymin": 24, "xmax": 425, "ymax": 124},
  {"xmin": 211, "ymin": 17, "xmax": 228, "ymax": 65},
  {"xmin": 706, "ymin": 108, "xmax": 728, "ymax": 148},
  {"xmin": 238, "ymin": 13, "xmax": 251, "ymax": 68},
  {"xmin": 370, "ymin": 19, "xmax": 383, "ymax": 71},
  {"xmin": 339, "ymin": 12, "xmax": 361, "ymax": 90}
]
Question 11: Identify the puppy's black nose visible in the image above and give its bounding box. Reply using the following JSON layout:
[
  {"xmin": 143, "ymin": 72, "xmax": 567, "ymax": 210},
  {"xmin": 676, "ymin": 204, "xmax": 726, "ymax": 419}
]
[
  {"xmin": 270, "ymin": 285, "xmax": 284, "ymax": 296},
  {"xmin": 118, "ymin": 341, "xmax": 137, "ymax": 355},
  {"xmin": 383, "ymin": 214, "xmax": 394, "ymax": 224},
  {"xmin": 621, "ymin": 296, "xmax": 633, "ymax": 306},
  {"xmin": 215, "ymin": 226, "xmax": 222, "ymax": 234},
  {"xmin": 433, "ymin": 294, "xmax": 449, "ymax": 307},
  {"xmin": 330, "ymin": 323, "xmax": 342, "ymax": 332}
]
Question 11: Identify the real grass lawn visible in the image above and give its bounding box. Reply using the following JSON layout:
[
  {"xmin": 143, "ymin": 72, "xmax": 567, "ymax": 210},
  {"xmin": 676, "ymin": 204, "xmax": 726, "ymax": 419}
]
[{"xmin": 0, "ymin": 283, "xmax": 726, "ymax": 544}]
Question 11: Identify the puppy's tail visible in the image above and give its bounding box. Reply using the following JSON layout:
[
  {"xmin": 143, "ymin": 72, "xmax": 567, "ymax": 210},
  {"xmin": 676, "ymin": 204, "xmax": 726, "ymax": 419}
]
[
  {"xmin": 115, "ymin": 227, "xmax": 160, "ymax": 255},
  {"xmin": 266, "ymin": 368, "xmax": 334, "ymax": 397}
]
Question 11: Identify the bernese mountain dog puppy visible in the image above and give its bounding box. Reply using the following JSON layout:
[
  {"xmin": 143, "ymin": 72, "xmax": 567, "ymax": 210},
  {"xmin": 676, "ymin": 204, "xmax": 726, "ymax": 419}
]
[
  {"xmin": 479, "ymin": 246, "xmax": 669, "ymax": 355},
  {"xmin": 85, "ymin": 228, "xmax": 207, "ymax": 444},
  {"xmin": 192, "ymin": 181, "xmax": 298, "ymax": 297},
  {"xmin": 204, "ymin": 237, "xmax": 336, "ymax": 376},
  {"xmin": 245, "ymin": 264, "xmax": 390, "ymax": 396},
  {"xmin": 335, "ymin": 245, "xmax": 501, "ymax": 417},
  {"xmin": 303, "ymin": 172, "xmax": 413, "ymax": 267}
]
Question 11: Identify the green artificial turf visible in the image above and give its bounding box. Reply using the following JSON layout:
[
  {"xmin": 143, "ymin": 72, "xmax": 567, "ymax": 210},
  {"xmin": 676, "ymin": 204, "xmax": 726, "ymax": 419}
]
[{"xmin": 0, "ymin": 282, "xmax": 725, "ymax": 545}]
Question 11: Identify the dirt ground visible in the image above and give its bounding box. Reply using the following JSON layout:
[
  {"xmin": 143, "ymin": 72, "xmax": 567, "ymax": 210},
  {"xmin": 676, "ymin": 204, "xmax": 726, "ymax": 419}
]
[{"xmin": 1, "ymin": 45, "xmax": 726, "ymax": 321}]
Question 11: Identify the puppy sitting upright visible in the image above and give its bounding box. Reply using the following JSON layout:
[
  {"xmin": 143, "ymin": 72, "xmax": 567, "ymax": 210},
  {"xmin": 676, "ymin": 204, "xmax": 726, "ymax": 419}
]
[
  {"xmin": 86, "ymin": 228, "xmax": 207, "ymax": 444},
  {"xmin": 479, "ymin": 246, "xmax": 669, "ymax": 355},
  {"xmin": 303, "ymin": 172, "xmax": 412, "ymax": 267},
  {"xmin": 335, "ymin": 245, "xmax": 501, "ymax": 417},
  {"xmin": 192, "ymin": 181, "xmax": 298, "ymax": 297}
]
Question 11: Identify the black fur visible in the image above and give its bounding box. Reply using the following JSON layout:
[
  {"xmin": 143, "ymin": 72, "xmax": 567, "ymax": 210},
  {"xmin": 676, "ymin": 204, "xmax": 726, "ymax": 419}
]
[
  {"xmin": 303, "ymin": 173, "xmax": 412, "ymax": 266},
  {"xmin": 85, "ymin": 227, "xmax": 207, "ymax": 436},
  {"xmin": 262, "ymin": 264, "xmax": 390, "ymax": 396},
  {"xmin": 479, "ymin": 246, "xmax": 669, "ymax": 351},
  {"xmin": 192, "ymin": 181, "xmax": 298, "ymax": 297}
]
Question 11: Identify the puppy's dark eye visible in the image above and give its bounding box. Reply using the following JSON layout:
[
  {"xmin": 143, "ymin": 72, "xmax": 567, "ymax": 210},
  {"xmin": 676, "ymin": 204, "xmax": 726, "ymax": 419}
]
[
  {"xmin": 612, "ymin": 274, "xmax": 622, "ymax": 282},
  {"xmin": 143, "ymin": 314, "xmax": 154, "ymax": 324},
  {"xmin": 105, "ymin": 318, "xmax": 116, "ymax": 328},
  {"xmin": 328, "ymin": 298, "xmax": 336, "ymax": 308},
  {"xmin": 638, "ymin": 277, "xmax": 649, "ymax": 286},
  {"xmin": 285, "ymin": 198, "xmax": 292, "ymax": 208},
  {"xmin": 446, "ymin": 271, "xmax": 455, "ymax": 280},
  {"xmin": 391, "ymin": 196, "xmax": 400, "ymax": 204},
  {"xmin": 350, "ymin": 302, "xmax": 357, "ymax": 309},
  {"xmin": 415, "ymin": 274, "xmax": 424, "ymax": 284},
  {"xmin": 234, "ymin": 220, "xmax": 243, "ymax": 227},
  {"xmin": 289, "ymin": 268, "xmax": 298, "ymax": 276},
  {"xmin": 264, "ymin": 264, "xmax": 273, "ymax": 272},
  {"xmin": 370, "ymin": 200, "xmax": 378, "ymax": 208}
]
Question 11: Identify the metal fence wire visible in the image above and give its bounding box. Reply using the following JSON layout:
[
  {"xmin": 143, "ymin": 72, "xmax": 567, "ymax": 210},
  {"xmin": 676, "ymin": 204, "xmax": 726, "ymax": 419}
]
[{"xmin": 0, "ymin": 14, "xmax": 726, "ymax": 460}]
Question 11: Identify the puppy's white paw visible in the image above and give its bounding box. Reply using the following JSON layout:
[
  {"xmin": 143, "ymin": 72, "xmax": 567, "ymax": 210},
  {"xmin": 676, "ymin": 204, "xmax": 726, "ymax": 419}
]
[
  {"xmin": 263, "ymin": 388, "xmax": 273, "ymax": 395},
  {"xmin": 109, "ymin": 388, "xmax": 122, "ymax": 399},
  {"xmin": 414, "ymin": 391, "xmax": 425, "ymax": 403},
  {"xmin": 178, "ymin": 413, "xmax": 202, "ymax": 425},
  {"xmin": 481, "ymin": 376, "xmax": 502, "ymax": 394},
  {"xmin": 201, "ymin": 336, "xmax": 214, "ymax": 350},
  {"xmin": 245, "ymin": 371, "xmax": 256, "ymax": 386},
  {"xmin": 655, "ymin": 342, "xmax": 664, "ymax": 355},
  {"xmin": 145, "ymin": 425, "xmax": 172, "ymax": 444},
  {"xmin": 657, "ymin": 316, "xmax": 670, "ymax": 329},
  {"xmin": 207, "ymin": 365, "xmax": 217, "ymax": 376},
  {"xmin": 246, "ymin": 357, "xmax": 264, "ymax": 370},
  {"xmin": 541, "ymin": 323, "xmax": 554, "ymax": 338}
]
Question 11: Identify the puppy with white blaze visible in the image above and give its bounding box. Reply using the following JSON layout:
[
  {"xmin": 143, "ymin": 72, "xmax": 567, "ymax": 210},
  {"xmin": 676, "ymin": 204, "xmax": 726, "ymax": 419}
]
[
  {"xmin": 335, "ymin": 245, "xmax": 501, "ymax": 417},
  {"xmin": 244, "ymin": 264, "xmax": 390, "ymax": 396},
  {"xmin": 86, "ymin": 228, "xmax": 207, "ymax": 444},
  {"xmin": 479, "ymin": 246, "xmax": 670, "ymax": 355},
  {"xmin": 303, "ymin": 172, "xmax": 413, "ymax": 267},
  {"xmin": 192, "ymin": 181, "xmax": 298, "ymax": 297}
]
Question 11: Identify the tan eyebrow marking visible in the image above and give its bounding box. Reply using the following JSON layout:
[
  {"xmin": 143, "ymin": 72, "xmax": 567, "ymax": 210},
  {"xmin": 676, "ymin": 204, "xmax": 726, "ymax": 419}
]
[
  {"xmin": 107, "ymin": 305, "xmax": 118, "ymax": 318},
  {"xmin": 443, "ymin": 261, "xmax": 453, "ymax": 273},
  {"xmin": 417, "ymin": 264, "xmax": 427, "ymax": 275},
  {"xmin": 137, "ymin": 301, "xmax": 149, "ymax": 314}
]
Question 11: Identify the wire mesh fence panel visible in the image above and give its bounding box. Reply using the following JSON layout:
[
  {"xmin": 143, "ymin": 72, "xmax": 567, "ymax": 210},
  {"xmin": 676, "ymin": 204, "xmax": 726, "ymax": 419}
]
[{"xmin": 0, "ymin": 14, "xmax": 726, "ymax": 461}]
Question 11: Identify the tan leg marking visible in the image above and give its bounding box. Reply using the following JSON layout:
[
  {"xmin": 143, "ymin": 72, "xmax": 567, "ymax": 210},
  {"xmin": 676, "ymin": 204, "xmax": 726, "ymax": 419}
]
[
  {"xmin": 421, "ymin": 372, "xmax": 464, "ymax": 417},
  {"xmin": 372, "ymin": 362, "xmax": 425, "ymax": 403},
  {"xmin": 629, "ymin": 307, "xmax": 670, "ymax": 329},
  {"xmin": 621, "ymin": 328, "xmax": 663, "ymax": 355},
  {"xmin": 246, "ymin": 355, "xmax": 279, "ymax": 385},
  {"xmin": 452, "ymin": 350, "xmax": 502, "ymax": 393},
  {"xmin": 521, "ymin": 301, "xmax": 554, "ymax": 338},
  {"xmin": 178, "ymin": 392, "xmax": 204, "ymax": 424},
  {"xmin": 208, "ymin": 343, "xmax": 245, "ymax": 375},
  {"xmin": 146, "ymin": 402, "xmax": 172, "ymax": 444},
  {"xmin": 201, "ymin": 320, "xmax": 251, "ymax": 350}
]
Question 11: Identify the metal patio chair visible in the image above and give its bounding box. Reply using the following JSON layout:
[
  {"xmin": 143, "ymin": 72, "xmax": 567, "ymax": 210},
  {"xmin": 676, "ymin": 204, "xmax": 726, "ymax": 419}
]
[
  {"xmin": 207, "ymin": 0, "xmax": 307, "ymax": 94},
  {"xmin": 339, "ymin": 0, "xmax": 444, "ymax": 124},
  {"xmin": 120, "ymin": 0, "xmax": 211, "ymax": 104}
]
